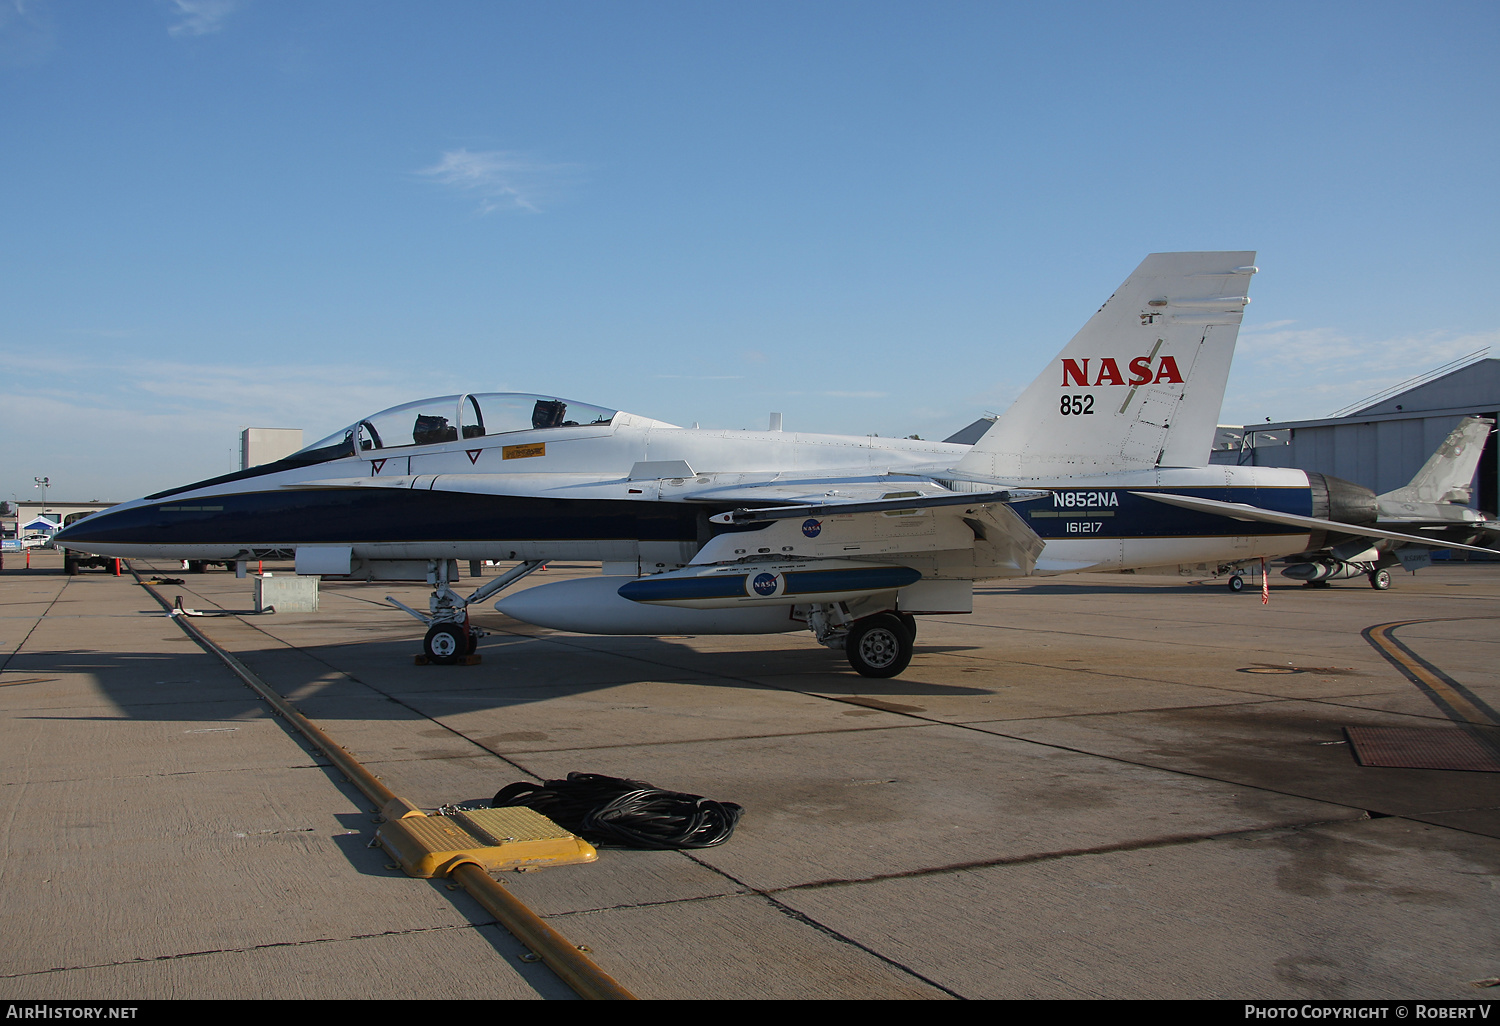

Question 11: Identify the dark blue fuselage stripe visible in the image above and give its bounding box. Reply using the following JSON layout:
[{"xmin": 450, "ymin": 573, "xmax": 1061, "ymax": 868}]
[
  {"xmin": 57, "ymin": 485, "xmax": 1322, "ymax": 550},
  {"xmin": 57, "ymin": 489, "xmax": 764, "ymax": 547},
  {"xmin": 1020, "ymin": 487, "xmax": 1313, "ymax": 540}
]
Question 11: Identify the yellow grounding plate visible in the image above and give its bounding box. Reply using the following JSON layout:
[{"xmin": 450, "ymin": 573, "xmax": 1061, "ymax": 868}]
[{"xmin": 377, "ymin": 804, "xmax": 598, "ymax": 878}]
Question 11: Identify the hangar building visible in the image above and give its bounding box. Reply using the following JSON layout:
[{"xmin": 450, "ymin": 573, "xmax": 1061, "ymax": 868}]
[{"xmin": 1212, "ymin": 355, "xmax": 1499, "ymax": 517}]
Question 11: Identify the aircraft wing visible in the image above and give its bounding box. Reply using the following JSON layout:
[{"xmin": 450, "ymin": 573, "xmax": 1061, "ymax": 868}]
[
  {"xmin": 1130, "ymin": 491, "xmax": 1499, "ymax": 555},
  {"xmin": 695, "ymin": 487, "xmax": 1047, "ymax": 576},
  {"xmin": 706, "ymin": 489, "xmax": 1039, "ymax": 523}
]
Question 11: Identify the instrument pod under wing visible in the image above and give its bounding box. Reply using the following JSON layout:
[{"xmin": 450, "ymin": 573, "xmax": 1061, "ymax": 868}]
[{"xmin": 617, "ymin": 560, "xmax": 922, "ymax": 609}]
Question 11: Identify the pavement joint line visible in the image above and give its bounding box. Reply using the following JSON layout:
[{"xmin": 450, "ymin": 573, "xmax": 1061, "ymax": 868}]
[
  {"xmin": 931, "ymin": 607, "xmax": 1476, "ymax": 646},
  {"xmin": 155, "ymin": 574, "xmax": 1494, "ymax": 835},
  {"xmin": 660, "ymin": 852, "xmax": 967, "ymax": 1000},
  {"xmin": 952, "ymin": 723, "xmax": 1500, "ymax": 834},
  {"xmin": 420, "ymin": 722, "xmax": 942, "ymax": 756},
  {"xmin": 763, "ymin": 814, "xmax": 1382, "ymax": 893},
  {"xmin": 953, "ymin": 692, "xmax": 1494, "ymax": 728},
  {"xmin": 2, "ymin": 763, "xmax": 328, "ymax": 788},
  {"xmin": 0, "ymin": 920, "xmax": 522, "ymax": 980},
  {"xmin": 202, "ymin": 608, "xmax": 543, "ymax": 781},
  {"xmin": 776, "ymin": 687, "xmax": 1500, "ymax": 835},
  {"xmin": 947, "ymin": 658, "xmax": 1399, "ymax": 694},
  {"xmin": 142, "ymin": 577, "xmax": 963, "ymax": 998},
  {"xmin": 138, "ymin": 580, "xmax": 540, "ymax": 770},
  {"xmin": 128, "ymin": 564, "xmax": 637, "ymax": 1001},
  {"xmin": 0, "ymin": 577, "xmax": 71, "ymax": 676}
]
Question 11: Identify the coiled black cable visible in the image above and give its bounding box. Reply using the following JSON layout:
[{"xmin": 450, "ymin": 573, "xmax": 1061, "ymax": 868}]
[{"xmin": 492, "ymin": 772, "xmax": 743, "ymax": 849}]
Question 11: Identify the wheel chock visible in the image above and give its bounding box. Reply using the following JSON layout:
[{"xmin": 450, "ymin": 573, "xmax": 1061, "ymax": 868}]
[
  {"xmin": 413, "ymin": 653, "xmax": 483, "ymax": 666},
  {"xmin": 377, "ymin": 805, "xmax": 597, "ymax": 878}
]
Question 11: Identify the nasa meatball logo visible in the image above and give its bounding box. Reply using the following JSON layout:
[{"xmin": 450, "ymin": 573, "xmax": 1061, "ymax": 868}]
[
  {"xmin": 802, "ymin": 518, "xmax": 822, "ymax": 538},
  {"xmin": 748, "ymin": 571, "xmax": 784, "ymax": 598}
]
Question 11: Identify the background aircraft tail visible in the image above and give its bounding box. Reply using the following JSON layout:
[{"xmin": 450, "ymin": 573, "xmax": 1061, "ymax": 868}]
[
  {"xmin": 1378, "ymin": 416, "xmax": 1494, "ymax": 508},
  {"xmin": 958, "ymin": 252, "xmax": 1257, "ymax": 480}
]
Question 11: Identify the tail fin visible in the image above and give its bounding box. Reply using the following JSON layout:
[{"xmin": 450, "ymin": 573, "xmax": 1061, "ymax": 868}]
[
  {"xmin": 1379, "ymin": 416, "xmax": 1494, "ymax": 506},
  {"xmin": 958, "ymin": 252, "xmax": 1257, "ymax": 480}
]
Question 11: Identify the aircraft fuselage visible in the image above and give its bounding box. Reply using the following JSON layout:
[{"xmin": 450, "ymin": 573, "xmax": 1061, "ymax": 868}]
[{"xmin": 57, "ymin": 417, "xmax": 1326, "ymax": 577}]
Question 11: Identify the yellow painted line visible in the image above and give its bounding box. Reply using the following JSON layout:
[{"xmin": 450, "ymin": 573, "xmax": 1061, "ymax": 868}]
[
  {"xmin": 132, "ymin": 565, "xmax": 635, "ymax": 1000},
  {"xmin": 1364, "ymin": 618, "xmax": 1500, "ymax": 728}
]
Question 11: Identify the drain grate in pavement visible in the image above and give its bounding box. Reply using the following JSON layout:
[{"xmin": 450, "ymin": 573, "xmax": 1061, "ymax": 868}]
[{"xmin": 1344, "ymin": 725, "xmax": 1500, "ymax": 773}]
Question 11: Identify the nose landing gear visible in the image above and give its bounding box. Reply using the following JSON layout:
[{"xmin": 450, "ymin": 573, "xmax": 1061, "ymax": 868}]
[{"xmin": 388, "ymin": 559, "xmax": 548, "ymax": 665}]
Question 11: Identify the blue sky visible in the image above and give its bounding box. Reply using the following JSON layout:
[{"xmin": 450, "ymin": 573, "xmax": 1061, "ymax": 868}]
[{"xmin": 3, "ymin": 0, "xmax": 1497, "ymax": 502}]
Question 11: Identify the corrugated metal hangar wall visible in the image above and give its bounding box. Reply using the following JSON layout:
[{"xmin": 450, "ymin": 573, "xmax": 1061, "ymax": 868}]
[{"xmin": 1213, "ymin": 358, "xmax": 1499, "ymax": 515}]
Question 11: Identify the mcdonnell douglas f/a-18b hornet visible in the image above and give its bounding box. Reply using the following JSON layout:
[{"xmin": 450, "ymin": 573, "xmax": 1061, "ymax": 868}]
[{"xmin": 56, "ymin": 252, "xmax": 1496, "ymax": 677}]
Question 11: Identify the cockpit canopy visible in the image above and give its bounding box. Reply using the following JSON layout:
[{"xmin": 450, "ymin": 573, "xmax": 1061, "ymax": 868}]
[{"xmin": 301, "ymin": 393, "xmax": 617, "ymax": 456}]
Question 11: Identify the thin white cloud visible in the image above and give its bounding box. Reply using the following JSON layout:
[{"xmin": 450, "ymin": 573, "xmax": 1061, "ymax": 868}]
[
  {"xmin": 0, "ymin": 0, "xmax": 58, "ymax": 67},
  {"xmin": 414, "ymin": 149, "xmax": 580, "ymax": 214},
  {"xmin": 1222, "ymin": 324, "xmax": 1498, "ymax": 424},
  {"xmin": 0, "ymin": 351, "xmax": 469, "ymax": 499},
  {"xmin": 654, "ymin": 374, "xmax": 744, "ymax": 380},
  {"xmin": 778, "ymin": 390, "xmax": 890, "ymax": 400},
  {"xmin": 164, "ymin": 0, "xmax": 237, "ymax": 39}
]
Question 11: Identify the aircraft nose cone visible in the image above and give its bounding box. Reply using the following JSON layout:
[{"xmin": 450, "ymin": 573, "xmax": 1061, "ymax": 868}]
[{"xmin": 52, "ymin": 506, "xmax": 123, "ymax": 547}]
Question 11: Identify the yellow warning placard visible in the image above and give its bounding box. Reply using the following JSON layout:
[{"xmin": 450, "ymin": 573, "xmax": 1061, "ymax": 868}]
[{"xmin": 502, "ymin": 442, "xmax": 546, "ymax": 460}]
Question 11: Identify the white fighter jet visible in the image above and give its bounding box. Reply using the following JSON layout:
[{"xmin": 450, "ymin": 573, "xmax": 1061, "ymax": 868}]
[{"xmin": 57, "ymin": 252, "xmax": 1495, "ymax": 677}]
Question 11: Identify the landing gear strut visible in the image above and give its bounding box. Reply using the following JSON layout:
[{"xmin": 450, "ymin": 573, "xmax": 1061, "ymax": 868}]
[{"xmin": 388, "ymin": 559, "xmax": 547, "ymax": 664}]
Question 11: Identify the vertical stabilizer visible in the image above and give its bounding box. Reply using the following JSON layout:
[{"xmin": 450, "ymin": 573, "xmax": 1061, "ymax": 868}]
[
  {"xmin": 1379, "ymin": 416, "xmax": 1494, "ymax": 507},
  {"xmin": 959, "ymin": 252, "xmax": 1257, "ymax": 479}
]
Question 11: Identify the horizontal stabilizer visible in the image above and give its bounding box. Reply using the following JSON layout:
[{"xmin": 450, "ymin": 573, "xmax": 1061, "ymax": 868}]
[{"xmin": 1130, "ymin": 491, "xmax": 1499, "ymax": 555}]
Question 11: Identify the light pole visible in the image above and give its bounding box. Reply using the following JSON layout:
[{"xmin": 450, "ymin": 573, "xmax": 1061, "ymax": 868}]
[{"xmin": 34, "ymin": 477, "xmax": 50, "ymax": 509}]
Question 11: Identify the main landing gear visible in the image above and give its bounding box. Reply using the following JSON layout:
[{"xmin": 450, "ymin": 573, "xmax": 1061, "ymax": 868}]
[
  {"xmin": 807, "ymin": 605, "xmax": 918, "ymax": 679},
  {"xmin": 388, "ymin": 559, "xmax": 548, "ymax": 665},
  {"xmin": 846, "ymin": 613, "xmax": 915, "ymax": 678}
]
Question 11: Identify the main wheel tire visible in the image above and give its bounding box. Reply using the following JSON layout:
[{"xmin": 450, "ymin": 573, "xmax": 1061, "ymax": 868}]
[
  {"xmin": 846, "ymin": 613, "xmax": 914, "ymax": 679},
  {"xmin": 1368, "ymin": 569, "xmax": 1392, "ymax": 590},
  {"xmin": 1228, "ymin": 575, "xmax": 1245, "ymax": 592},
  {"xmin": 896, "ymin": 612, "xmax": 917, "ymax": 642},
  {"xmin": 424, "ymin": 623, "xmax": 466, "ymax": 665}
]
